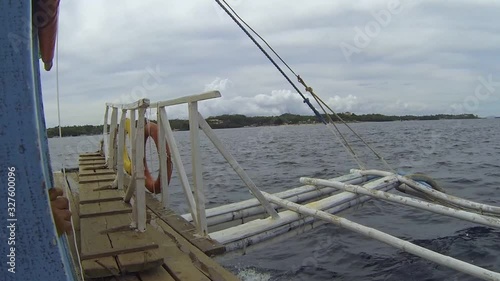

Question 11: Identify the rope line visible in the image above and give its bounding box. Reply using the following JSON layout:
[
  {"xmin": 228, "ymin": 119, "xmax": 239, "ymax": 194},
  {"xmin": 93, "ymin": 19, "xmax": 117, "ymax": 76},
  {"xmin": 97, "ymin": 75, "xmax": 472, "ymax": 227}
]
[
  {"xmin": 214, "ymin": 0, "xmax": 326, "ymax": 125},
  {"xmin": 215, "ymin": 0, "xmax": 365, "ymax": 168},
  {"xmin": 55, "ymin": 25, "xmax": 85, "ymax": 280},
  {"xmin": 220, "ymin": 0, "xmax": 298, "ymax": 77},
  {"xmin": 298, "ymin": 77, "xmax": 394, "ymax": 172},
  {"xmin": 216, "ymin": 0, "xmax": 396, "ymax": 171}
]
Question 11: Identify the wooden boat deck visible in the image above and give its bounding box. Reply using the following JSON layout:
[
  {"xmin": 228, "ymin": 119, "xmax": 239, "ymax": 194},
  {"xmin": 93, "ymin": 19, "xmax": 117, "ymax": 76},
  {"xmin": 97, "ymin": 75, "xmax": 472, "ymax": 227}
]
[{"xmin": 56, "ymin": 152, "xmax": 237, "ymax": 281}]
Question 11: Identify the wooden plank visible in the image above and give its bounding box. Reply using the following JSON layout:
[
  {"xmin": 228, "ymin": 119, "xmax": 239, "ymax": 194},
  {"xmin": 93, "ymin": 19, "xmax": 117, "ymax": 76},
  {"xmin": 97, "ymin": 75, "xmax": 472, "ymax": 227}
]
[
  {"xmin": 106, "ymin": 214, "xmax": 163, "ymax": 274},
  {"xmin": 80, "ymin": 217, "xmax": 120, "ymax": 278},
  {"xmin": 79, "ymin": 199, "xmax": 131, "ymax": 217},
  {"xmin": 80, "ymin": 197, "xmax": 123, "ymax": 204},
  {"xmin": 80, "ymin": 160, "xmax": 107, "ymax": 166},
  {"xmin": 79, "ymin": 183, "xmax": 124, "ymax": 204},
  {"xmin": 138, "ymin": 266, "xmax": 176, "ymax": 281},
  {"xmin": 81, "ymin": 244, "xmax": 158, "ymax": 260},
  {"xmin": 80, "ymin": 164, "xmax": 108, "ymax": 172},
  {"xmin": 108, "ymin": 275, "xmax": 142, "ymax": 281},
  {"xmin": 146, "ymin": 194, "xmax": 225, "ymax": 256},
  {"xmin": 79, "ymin": 174, "xmax": 116, "ymax": 184},
  {"xmin": 78, "ymin": 155, "xmax": 104, "ymax": 162},
  {"xmin": 53, "ymin": 172, "xmax": 84, "ymax": 281},
  {"xmin": 80, "ymin": 213, "xmax": 163, "ymax": 278},
  {"xmin": 151, "ymin": 217, "xmax": 239, "ymax": 281},
  {"xmin": 79, "ymin": 168, "xmax": 115, "ymax": 177},
  {"xmin": 80, "ymin": 152, "xmax": 102, "ymax": 157},
  {"xmin": 146, "ymin": 222, "xmax": 211, "ymax": 281},
  {"xmin": 80, "ymin": 208, "xmax": 132, "ymax": 218},
  {"xmin": 64, "ymin": 173, "xmax": 81, "ymax": 241}
]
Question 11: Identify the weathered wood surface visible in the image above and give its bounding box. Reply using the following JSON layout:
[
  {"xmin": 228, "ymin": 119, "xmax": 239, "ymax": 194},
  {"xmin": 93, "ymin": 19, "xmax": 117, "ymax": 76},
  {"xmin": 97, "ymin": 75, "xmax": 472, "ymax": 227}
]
[
  {"xmin": 79, "ymin": 172, "xmax": 162, "ymax": 277},
  {"xmin": 79, "ymin": 174, "xmax": 115, "ymax": 184},
  {"xmin": 146, "ymin": 193, "xmax": 226, "ymax": 256},
  {"xmin": 53, "ymin": 172, "xmax": 84, "ymax": 280},
  {"xmin": 108, "ymin": 214, "xmax": 163, "ymax": 274},
  {"xmin": 80, "ymin": 216, "xmax": 120, "ymax": 278},
  {"xmin": 79, "ymin": 160, "xmax": 107, "ymax": 166},
  {"xmin": 79, "ymin": 168, "xmax": 115, "ymax": 177},
  {"xmin": 79, "ymin": 156, "xmax": 105, "ymax": 161},
  {"xmin": 80, "ymin": 152, "xmax": 103, "ymax": 157},
  {"xmin": 151, "ymin": 216, "xmax": 239, "ymax": 281},
  {"xmin": 76, "ymin": 154, "xmax": 237, "ymax": 280},
  {"xmin": 79, "ymin": 165, "xmax": 108, "ymax": 173},
  {"xmin": 105, "ymin": 267, "xmax": 177, "ymax": 281},
  {"xmin": 139, "ymin": 266, "xmax": 176, "ymax": 281},
  {"xmin": 79, "ymin": 180, "xmax": 123, "ymax": 204},
  {"xmin": 80, "ymin": 200, "xmax": 132, "ymax": 218}
]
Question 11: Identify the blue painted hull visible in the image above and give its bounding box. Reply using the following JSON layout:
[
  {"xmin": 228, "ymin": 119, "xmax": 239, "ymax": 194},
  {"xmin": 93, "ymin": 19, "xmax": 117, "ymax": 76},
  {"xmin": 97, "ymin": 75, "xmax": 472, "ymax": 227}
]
[{"xmin": 0, "ymin": 2, "xmax": 77, "ymax": 280}]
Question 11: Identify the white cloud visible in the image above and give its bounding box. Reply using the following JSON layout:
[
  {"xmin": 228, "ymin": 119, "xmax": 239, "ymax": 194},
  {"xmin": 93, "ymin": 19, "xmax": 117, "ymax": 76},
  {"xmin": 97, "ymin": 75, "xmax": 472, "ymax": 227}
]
[
  {"xmin": 40, "ymin": 0, "xmax": 500, "ymax": 127},
  {"xmin": 204, "ymin": 77, "xmax": 232, "ymax": 92},
  {"xmin": 326, "ymin": 95, "xmax": 359, "ymax": 112}
]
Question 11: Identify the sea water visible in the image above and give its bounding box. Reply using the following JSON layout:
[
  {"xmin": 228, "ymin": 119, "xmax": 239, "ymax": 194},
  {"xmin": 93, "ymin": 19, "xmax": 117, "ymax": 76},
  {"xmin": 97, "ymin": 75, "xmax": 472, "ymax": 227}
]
[{"xmin": 48, "ymin": 119, "xmax": 500, "ymax": 280}]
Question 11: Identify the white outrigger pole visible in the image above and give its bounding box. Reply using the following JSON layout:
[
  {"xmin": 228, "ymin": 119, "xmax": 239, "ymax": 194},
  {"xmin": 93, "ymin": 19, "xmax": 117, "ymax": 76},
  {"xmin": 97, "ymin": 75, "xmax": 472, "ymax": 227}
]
[
  {"xmin": 205, "ymin": 1, "xmax": 500, "ymax": 279},
  {"xmin": 263, "ymin": 191, "xmax": 500, "ymax": 281},
  {"xmin": 102, "ymin": 92, "xmax": 500, "ymax": 280},
  {"xmin": 96, "ymin": 2, "xmax": 500, "ymax": 279}
]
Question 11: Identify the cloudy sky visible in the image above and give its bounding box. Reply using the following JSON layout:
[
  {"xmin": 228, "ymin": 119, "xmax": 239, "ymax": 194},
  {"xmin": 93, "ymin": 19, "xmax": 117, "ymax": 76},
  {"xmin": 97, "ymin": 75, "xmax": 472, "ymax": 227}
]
[{"xmin": 40, "ymin": 0, "xmax": 500, "ymax": 127}]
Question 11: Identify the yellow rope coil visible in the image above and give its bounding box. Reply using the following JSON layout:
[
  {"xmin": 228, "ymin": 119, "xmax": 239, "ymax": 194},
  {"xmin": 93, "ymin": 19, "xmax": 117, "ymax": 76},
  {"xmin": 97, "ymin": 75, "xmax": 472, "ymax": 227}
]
[{"xmin": 123, "ymin": 118, "xmax": 132, "ymax": 175}]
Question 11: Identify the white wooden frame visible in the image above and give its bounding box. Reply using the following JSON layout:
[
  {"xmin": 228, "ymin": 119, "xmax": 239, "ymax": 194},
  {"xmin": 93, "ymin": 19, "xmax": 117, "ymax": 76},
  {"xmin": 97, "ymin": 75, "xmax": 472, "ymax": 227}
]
[
  {"xmin": 157, "ymin": 108, "xmax": 168, "ymax": 207},
  {"xmin": 103, "ymin": 105, "xmax": 109, "ymax": 159},
  {"xmin": 102, "ymin": 92, "xmax": 279, "ymax": 235},
  {"xmin": 107, "ymin": 107, "xmax": 118, "ymax": 168},
  {"xmin": 197, "ymin": 113, "xmax": 279, "ymax": 219},
  {"xmin": 189, "ymin": 101, "xmax": 208, "ymax": 236},
  {"xmin": 106, "ymin": 98, "xmax": 149, "ymax": 231}
]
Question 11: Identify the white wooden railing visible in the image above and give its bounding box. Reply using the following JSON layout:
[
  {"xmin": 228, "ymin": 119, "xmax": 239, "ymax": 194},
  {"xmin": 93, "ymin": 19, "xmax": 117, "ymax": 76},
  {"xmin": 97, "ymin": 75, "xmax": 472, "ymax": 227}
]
[{"xmin": 102, "ymin": 91, "xmax": 278, "ymax": 235}]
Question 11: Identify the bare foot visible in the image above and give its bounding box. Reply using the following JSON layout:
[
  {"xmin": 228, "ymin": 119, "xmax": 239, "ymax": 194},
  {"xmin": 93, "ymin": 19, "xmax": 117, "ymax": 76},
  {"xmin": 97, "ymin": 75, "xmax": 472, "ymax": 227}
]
[{"xmin": 49, "ymin": 188, "xmax": 72, "ymax": 236}]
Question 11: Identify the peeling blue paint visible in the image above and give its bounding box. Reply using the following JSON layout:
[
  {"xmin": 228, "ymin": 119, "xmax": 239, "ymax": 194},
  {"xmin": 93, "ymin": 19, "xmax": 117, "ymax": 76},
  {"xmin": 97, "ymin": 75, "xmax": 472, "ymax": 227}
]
[{"xmin": 0, "ymin": 2, "xmax": 77, "ymax": 281}]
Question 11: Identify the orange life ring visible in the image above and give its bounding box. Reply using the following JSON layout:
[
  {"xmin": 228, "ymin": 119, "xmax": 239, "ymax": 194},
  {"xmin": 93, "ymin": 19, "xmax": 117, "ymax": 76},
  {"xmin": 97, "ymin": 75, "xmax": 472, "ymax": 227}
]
[{"xmin": 144, "ymin": 122, "xmax": 173, "ymax": 193}]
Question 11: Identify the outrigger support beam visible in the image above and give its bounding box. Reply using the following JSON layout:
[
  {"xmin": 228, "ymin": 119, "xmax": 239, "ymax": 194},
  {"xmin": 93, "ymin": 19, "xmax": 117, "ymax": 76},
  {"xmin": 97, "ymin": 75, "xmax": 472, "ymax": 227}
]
[
  {"xmin": 262, "ymin": 192, "xmax": 500, "ymax": 281},
  {"xmin": 198, "ymin": 113, "xmax": 280, "ymax": 219}
]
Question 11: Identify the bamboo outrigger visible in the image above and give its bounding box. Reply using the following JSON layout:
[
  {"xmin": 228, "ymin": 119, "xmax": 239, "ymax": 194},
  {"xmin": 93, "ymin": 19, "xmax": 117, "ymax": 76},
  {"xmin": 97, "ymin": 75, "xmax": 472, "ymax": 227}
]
[
  {"xmin": 96, "ymin": 91, "xmax": 500, "ymax": 280},
  {"xmin": 3, "ymin": 1, "xmax": 500, "ymax": 280}
]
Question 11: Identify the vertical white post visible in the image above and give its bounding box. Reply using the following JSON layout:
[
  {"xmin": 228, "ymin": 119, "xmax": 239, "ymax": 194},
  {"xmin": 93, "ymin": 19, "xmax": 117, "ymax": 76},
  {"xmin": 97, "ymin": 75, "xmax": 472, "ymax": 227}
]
[
  {"xmin": 157, "ymin": 106, "xmax": 169, "ymax": 208},
  {"xmin": 103, "ymin": 106, "xmax": 109, "ymax": 136},
  {"xmin": 159, "ymin": 108, "xmax": 198, "ymax": 225},
  {"xmin": 198, "ymin": 113, "xmax": 279, "ymax": 219},
  {"xmin": 108, "ymin": 107, "xmax": 118, "ymax": 169},
  {"xmin": 117, "ymin": 110, "xmax": 127, "ymax": 190},
  {"xmin": 130, "ymin": 109, "xmax": 136, "ymax": 171},
  {"xmin": 135, "ymin": 106, "xmax": 147, "ymax": 231},
  {"xmin": 123, "ymin": 111, "xmax": 136, "ymax": 202},
  {"xmin": 103, "ymin": 106, "xmax": 109, "ymax": 158},
  {"xmin": 189, "ymin": 102, "xmax": 208, "ymax": 237}
]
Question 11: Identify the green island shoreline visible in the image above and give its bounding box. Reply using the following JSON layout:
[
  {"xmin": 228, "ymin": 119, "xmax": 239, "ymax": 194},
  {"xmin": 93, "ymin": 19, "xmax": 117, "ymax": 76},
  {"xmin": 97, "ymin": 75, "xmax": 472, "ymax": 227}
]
[{"xmin": 47, "ymin": 113, "xmax": 485, "ymax": 138}]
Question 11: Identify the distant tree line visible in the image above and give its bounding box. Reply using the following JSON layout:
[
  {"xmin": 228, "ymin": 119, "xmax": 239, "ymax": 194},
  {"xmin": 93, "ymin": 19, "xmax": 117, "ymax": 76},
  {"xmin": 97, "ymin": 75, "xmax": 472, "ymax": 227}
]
[
  {"xmin": 47, "ymin": 125, "xmax": 104, "ymax": 138},
  {"xmin": 46, "ymin": 113, "xmax": 479, "ymax": 138}
]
